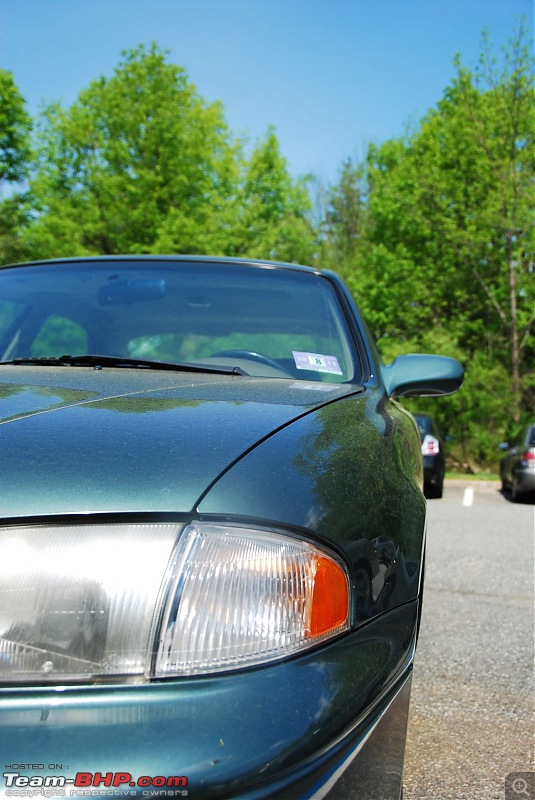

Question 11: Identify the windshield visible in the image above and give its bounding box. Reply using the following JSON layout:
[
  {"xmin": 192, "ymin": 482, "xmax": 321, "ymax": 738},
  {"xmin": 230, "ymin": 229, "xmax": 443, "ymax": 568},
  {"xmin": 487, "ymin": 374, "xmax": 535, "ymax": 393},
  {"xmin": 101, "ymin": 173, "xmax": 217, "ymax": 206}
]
[
  {"xmin": 413, "ymin": 415, "xmax": 432, "ymax": 437},
  {"xmin": 0, "ymin": 259, "xmax": 361, "ymax": 383}
]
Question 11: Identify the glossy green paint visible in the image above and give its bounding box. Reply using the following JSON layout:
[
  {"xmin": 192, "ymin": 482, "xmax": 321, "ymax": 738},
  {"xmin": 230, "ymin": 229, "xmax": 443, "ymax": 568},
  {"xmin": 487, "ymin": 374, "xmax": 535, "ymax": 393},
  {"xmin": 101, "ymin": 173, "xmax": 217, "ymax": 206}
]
[
  {"xmin": 382, "ymin": 353, "xmax": 464, "ymax": 398},
  {"xmin": 199, "ymin": 386, "xmax": 426, "ymax": 622},
  {"xmin": 0, "ymin": 256, "xmax": 465, "ymax": 800},
  {"xmin": 0, "ymin": 366, "xmax": 358, "ymax": 518},
  {"xmin": 0, "ymin": 364, "xmax": 425, "ymax": 621},
  {"xmin": 0, "ymin": 603, "xmax": 417, "ymax": 799}
]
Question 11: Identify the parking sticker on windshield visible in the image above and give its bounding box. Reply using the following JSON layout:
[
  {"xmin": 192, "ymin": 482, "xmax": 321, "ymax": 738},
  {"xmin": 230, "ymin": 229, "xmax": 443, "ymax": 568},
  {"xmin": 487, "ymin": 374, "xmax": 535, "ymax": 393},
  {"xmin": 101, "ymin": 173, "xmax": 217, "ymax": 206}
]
[{"xmin": 292, "ymin": 351, "xmax": 343, "ymax": 375}]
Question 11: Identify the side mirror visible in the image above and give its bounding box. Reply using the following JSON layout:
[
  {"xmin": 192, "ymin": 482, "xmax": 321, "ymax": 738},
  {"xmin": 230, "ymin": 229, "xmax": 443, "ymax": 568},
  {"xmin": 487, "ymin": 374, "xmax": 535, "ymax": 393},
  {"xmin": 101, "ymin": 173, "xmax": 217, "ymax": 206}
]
[
  {"xmin": 382, "ymin": 354, "xmax": 464, "ymax": 398},
  {"xmin": 498, "ymin": 442, "xmax": 510, "ymax": 451}
]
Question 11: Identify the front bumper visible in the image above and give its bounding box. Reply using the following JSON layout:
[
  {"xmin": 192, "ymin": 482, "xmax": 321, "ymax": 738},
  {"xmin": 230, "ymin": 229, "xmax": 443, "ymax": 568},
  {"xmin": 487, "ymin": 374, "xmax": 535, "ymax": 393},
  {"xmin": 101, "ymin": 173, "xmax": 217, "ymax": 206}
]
[{"xmin": 0, "ymin": 604, "xmax": 417, "ymax": 800}]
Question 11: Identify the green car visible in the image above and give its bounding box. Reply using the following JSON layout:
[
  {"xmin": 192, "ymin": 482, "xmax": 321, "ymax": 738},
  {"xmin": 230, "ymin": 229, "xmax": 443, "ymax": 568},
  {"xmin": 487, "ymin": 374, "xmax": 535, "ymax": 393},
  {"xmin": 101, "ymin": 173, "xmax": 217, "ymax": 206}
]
[{"xmin": 0, "ymin": 256, "xmax": 463, "ymax": 799}]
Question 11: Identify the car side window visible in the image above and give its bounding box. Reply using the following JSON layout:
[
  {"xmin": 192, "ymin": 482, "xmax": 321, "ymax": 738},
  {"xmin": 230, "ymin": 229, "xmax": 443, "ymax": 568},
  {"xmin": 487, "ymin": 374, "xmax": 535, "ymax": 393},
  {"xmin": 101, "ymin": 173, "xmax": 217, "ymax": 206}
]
[
  {"xmin": 31, "ymin": 315, "xmax": 89, "ymax": 357},
  {"xmin": 0, "ymin": 301, "xmax": 25, "ymax": 339}
]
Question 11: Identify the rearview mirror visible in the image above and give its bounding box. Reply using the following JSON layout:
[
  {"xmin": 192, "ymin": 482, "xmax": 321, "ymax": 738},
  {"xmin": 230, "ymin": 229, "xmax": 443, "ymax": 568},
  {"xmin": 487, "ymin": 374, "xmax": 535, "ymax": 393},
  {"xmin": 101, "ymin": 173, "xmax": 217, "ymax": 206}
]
[{"xmin": 382, "ymin": 354, "xmax": 464, "ymax": 398}]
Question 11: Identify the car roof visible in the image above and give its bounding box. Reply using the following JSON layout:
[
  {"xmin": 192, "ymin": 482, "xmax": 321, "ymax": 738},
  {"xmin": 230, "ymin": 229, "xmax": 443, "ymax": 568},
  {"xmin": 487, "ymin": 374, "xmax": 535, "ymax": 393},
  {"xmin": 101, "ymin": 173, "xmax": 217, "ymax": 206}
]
[{"xmin": 0, "ymin": 254, "xmax": 323, "ymax": 277}]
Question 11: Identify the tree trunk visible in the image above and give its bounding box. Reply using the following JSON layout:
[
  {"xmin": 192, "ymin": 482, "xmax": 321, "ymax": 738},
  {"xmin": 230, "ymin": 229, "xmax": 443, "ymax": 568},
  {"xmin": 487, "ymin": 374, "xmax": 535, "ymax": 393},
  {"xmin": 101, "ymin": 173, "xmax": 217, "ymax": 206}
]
[{"xmin": 507, "ymin": 234, "xmax": 521, "ymax": 424}]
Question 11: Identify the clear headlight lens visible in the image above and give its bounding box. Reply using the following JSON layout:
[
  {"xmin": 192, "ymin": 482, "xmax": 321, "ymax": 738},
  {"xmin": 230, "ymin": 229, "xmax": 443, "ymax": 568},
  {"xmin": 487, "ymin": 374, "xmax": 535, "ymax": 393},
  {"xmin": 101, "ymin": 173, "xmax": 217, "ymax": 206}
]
[
  {"xmin": 0, "ymin": 523, "xmax": 181, "ymax": 682},
  {"xmin": 154, "ymin": 524, "xmax": 350, "ymax": 676},
  {"xmin": 0, "ymin": 522, "xmax": 350, "ymax": 683}
]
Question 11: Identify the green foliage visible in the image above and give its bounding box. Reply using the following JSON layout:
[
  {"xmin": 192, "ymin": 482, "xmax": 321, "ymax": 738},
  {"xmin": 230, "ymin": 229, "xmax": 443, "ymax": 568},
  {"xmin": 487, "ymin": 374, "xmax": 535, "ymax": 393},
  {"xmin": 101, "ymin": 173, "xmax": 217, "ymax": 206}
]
[
  {"xmin": 0, "ymin": 193, "xmax": 33, "ymax": 265},
  {"xmin": 0, "ymin": 69, "xmax": 31, "ymax": 183},
  {"xmin": 395, "ymin": 331, "xmax": 515, "ymax": 470},
  {"xmin": 0, "ymin": 69, "xmax": 32, "ymax": 264},
  {"xmin": 317, "ymin": 158, "xmax": 366, "ymax": 285},
  {"xmin": 21, "ymin": 47, "xmax": 314, "ymax": 264},
  {"xmin": 24, "ymin": 44, "xmax": 239, "ymax": 258},
  {"xmin": 339, "ymin": 22, "xmax": 534, "ymax": 468},
  {"xmin": 228, "ymin": 129, "xmax": 316, "ymax": 263},
  {"xmin": 30, "ymin": 315, "xmax": 88, "ymax": 357}
]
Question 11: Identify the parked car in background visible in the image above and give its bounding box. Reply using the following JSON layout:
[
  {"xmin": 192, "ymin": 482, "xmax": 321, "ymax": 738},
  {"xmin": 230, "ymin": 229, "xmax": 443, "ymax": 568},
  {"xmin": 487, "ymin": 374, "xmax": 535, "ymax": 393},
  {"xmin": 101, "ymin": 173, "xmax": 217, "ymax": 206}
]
[
  {"xmin": 499, "ymin": 423, "xmax": 535, "ymax": 501},
  {"xmin": 413, "ymin": 413, "xmax": 446, "ymax": 499},
  {"xmin": 0, "ymin": 256, "xmax": 463, "ymax": 799}
]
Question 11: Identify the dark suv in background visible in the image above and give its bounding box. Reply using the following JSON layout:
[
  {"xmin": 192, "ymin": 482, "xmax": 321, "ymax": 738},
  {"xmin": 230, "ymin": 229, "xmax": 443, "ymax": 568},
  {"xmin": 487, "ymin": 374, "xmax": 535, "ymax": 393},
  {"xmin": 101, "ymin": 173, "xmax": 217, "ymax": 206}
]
[{"xmin": 413, "ymin": 413, "xmax": 446, "ymax": 499}]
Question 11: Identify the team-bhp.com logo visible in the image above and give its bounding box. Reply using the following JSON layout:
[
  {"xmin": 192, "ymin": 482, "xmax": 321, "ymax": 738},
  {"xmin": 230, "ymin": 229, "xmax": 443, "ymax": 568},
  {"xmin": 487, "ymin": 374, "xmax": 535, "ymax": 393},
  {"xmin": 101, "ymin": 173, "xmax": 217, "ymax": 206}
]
[{"xmin": 2, "ymin": 770, "xmax": 188, "ymax": 797}]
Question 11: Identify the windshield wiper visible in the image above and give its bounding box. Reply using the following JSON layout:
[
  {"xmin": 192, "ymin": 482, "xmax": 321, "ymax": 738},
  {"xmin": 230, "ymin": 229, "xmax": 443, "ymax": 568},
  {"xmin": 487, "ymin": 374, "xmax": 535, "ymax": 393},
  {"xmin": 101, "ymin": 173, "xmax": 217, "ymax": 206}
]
[{"xmin": 3, "ymin": 355, "xmax": 247, "ymax": 376}]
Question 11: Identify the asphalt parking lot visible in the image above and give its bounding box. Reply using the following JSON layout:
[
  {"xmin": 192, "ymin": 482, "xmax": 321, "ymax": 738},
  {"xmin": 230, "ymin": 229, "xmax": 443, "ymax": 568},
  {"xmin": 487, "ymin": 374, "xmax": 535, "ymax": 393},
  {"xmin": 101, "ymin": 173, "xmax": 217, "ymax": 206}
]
[{"xmin": 403, "ymin": 480, "xmax": 534, "ymax": 800}]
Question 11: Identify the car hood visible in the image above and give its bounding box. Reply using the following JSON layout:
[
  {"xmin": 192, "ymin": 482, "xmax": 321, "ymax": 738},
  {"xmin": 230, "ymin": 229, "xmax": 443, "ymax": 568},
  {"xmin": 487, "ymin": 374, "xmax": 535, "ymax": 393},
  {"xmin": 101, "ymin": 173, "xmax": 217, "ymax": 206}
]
[{"xmin": 0, "ymin": 366, "xmax": 360, "ymax": 518}]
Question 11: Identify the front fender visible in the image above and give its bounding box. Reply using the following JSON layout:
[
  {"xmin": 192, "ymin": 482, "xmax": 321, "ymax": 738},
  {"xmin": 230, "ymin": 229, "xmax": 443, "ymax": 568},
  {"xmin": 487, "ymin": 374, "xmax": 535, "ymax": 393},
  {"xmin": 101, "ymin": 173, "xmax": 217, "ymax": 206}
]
[{"xmin": 197, "ymin": 389, "xmax": 426, "ymax": 625}]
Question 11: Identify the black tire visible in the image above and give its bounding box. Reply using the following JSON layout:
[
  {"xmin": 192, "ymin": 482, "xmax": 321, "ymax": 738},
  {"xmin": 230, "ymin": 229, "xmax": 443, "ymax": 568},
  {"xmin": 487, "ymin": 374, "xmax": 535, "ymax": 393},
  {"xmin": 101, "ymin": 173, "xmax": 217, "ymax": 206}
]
[
  {"xmin": 511, "ymin": 480, "xmax": 520, "ymax": 502},
  {"xmin": 425, "ymin": 478, "xmax": 443, "ymax": 499}
]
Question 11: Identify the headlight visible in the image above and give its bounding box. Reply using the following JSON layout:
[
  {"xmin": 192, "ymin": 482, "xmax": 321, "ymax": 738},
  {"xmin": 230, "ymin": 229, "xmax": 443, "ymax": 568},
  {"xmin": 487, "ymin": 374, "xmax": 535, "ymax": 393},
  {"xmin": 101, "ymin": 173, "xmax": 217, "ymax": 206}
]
[
  {"xmin": 0, "ymin": 522, "xmax": 350, "ymax": 683},
  {"xmin": 0, "ymin": 523, "xmax": 180, "ymax": 683},
  {"xmin": 154, "ymin": 524, "xmax": 350, "ymax": 676}
]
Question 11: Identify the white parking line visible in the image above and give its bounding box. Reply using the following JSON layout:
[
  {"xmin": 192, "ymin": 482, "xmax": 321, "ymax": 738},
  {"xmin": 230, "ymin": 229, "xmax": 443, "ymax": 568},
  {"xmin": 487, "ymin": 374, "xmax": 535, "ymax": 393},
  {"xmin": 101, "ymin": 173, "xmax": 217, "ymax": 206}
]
[{"xmin": 462, "ymin": 487, "xmax": 474, "ymax": 507}]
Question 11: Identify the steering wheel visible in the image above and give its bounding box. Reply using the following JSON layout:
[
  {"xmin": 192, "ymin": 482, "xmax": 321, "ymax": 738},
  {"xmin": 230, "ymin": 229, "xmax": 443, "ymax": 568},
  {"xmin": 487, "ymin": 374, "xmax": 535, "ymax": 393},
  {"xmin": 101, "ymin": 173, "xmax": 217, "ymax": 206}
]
[{"xmin": 211, "ymin": 349, "xmax": 291, "ymax": 375}]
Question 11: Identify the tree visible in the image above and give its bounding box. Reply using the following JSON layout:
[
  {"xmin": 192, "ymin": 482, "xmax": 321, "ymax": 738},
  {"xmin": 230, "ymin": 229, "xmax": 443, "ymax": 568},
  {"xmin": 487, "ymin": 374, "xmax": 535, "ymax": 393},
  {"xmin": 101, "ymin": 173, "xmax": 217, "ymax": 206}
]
[
  {"xmin": 22, "ymin": 48, "xmax": 315, "ymax": 265},
  {"xmin": 318, "ymin": 158, "xmax": 366, "ymax": 282},
  {"xmin": 346, "ymin": 22, "xmax": 534, "ymax": 464},
  {"xmin": 229, "ymin": 129, "xmax": 316, "ymax": 263},
  {"xmin": 24, "ymin": 44, "xmax": 239, "ymax": 258},
  {"xmin": 0, "ymin": 69, "xmax": 32, "ymax": 264},
  {"xmin": 448, "ymin": 25, "xmax": 534, "ymax": 425},
  {"xmin": 0, "ymin": 68, "xmax": 31, "ymax": 184}
]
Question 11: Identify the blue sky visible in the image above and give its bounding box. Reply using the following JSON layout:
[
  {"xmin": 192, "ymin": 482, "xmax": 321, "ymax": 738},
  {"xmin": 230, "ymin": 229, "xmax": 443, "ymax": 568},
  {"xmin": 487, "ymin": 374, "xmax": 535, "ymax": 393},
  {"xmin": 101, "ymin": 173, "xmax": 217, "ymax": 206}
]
[{"xmin": 1, "ymin": 0, "xmax": 531, "ymax": 184}]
